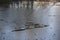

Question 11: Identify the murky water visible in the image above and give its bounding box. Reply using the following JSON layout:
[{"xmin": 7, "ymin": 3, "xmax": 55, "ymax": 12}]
[{"xmin": 0, "ymin": 2, "xmax": 60, "ymax": 40}]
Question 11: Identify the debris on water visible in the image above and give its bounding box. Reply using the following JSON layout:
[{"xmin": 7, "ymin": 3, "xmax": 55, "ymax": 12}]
[
  {"xmin": 12, "ymin": 29, "xmax": 26, "ymax": 32},
  {"xmin": 12, "ymin": 23, "xmax": 49, "ymax": 32},
  {"xmin": 44, "ymin": 25, "xmax": 49, "ymax": 27},
  {"xmin": 34, "ymin": 24, "xmax": 43, "ymax": 28}
]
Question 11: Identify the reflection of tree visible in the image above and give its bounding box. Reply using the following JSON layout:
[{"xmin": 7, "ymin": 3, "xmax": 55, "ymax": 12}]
[
  {"xmin": 0, "ymin": 0, "xmax": 10, "ymax": 4},
  {"xmin": 0, "ymin": 0, "xmax": 11, "ymax": 7},
  {"xmin": 31, "ymin": 0, "xmax": 34, "ymax": 8},
  {"xmin": 39, "ymin": 0, "xmax": 44, "ymax": 1},
  {"xmin": 27, "ymin": 0, "xmax": 34, "ymax": 8}
]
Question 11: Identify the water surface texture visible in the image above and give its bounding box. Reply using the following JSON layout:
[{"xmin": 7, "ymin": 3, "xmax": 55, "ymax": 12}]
[{"xmin": 0, "ymin": 2, "xmax": 60, "ymax": 40}]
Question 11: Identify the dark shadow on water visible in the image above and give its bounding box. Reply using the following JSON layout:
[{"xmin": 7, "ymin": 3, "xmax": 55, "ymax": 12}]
[{"xmin": 0, "ymin": 4, "xmax": 9, "ymax": 8}]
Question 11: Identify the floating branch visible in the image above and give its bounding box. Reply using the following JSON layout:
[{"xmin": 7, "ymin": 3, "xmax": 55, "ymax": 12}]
[{"xmin": 12, "ymin": 24, "xmax": 48, "ymax": 32}]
